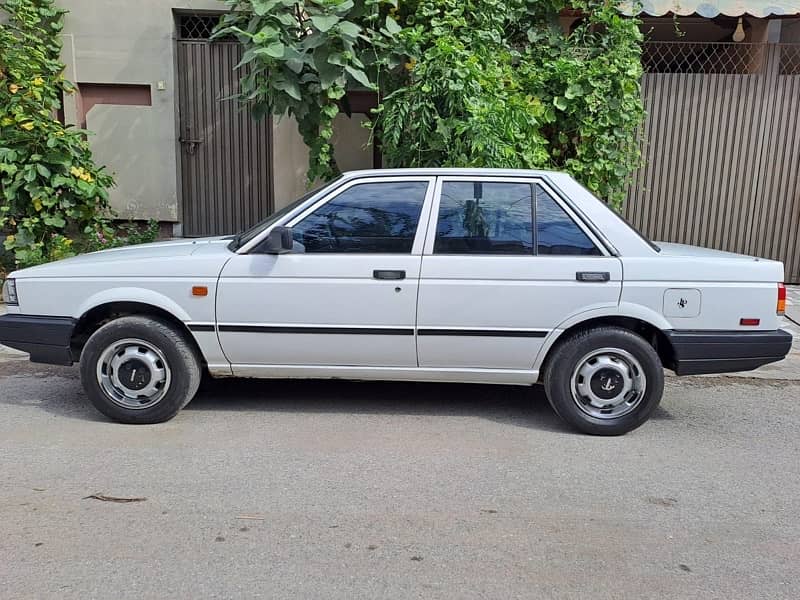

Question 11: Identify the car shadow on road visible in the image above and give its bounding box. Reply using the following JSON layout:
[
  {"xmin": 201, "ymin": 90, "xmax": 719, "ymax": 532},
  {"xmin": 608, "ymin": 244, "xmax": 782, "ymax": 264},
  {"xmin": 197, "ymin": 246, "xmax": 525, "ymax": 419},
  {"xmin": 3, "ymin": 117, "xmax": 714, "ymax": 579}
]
[
  {"xmin": 187, "ymin": 377, "xmax": 574, "ymax": 433},
  {"xmin": 0, "ymin": 360, "xmax": 674, "ymax": 431}
]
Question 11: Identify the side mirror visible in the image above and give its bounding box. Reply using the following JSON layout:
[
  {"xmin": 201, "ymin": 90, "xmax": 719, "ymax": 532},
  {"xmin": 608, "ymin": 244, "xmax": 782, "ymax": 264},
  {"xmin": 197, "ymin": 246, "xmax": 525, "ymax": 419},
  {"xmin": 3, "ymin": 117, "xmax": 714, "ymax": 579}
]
[{"xmin": 262, "ymin": 226, "xmax": 294, "ymax": 254}]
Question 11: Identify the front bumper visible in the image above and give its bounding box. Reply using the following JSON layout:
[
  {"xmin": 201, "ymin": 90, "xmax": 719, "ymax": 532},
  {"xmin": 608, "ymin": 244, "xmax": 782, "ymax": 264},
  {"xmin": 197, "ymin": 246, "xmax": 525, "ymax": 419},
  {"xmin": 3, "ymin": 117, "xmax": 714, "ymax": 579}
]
[
  {"xmin": 664, "ymin": 329, "xmax": 793, "ymax": 375},
  {"xmin": 0, "ymin": 314, "xmax": 76, "ymax": 366}
]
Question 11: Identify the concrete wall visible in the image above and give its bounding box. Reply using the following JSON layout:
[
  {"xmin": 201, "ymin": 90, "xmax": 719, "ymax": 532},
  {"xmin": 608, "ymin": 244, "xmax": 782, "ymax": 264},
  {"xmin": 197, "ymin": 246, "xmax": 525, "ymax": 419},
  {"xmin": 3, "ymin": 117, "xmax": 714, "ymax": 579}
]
[
  {"xmin": 59, "ymin": 0, "xmax": 226, "ymax": 222},
  {"xmin": 57, "ymin": 1, "xmax": 373, "ymax": 223}
]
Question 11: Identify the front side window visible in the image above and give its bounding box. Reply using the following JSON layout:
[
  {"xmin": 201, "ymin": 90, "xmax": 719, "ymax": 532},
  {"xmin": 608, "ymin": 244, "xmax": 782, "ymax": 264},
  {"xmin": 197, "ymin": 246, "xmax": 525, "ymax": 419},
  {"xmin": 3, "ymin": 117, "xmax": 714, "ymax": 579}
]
[
  {"xmin": 291, "ymin": 181, "xmax": 428, "ymax": 253},
  {"xmin": 434, "ymin": 182, "xmax": 534, "ymax": 254},
  {"xmin": 535, "ymin": 186, "xmax": 601, "ymax": 256}
]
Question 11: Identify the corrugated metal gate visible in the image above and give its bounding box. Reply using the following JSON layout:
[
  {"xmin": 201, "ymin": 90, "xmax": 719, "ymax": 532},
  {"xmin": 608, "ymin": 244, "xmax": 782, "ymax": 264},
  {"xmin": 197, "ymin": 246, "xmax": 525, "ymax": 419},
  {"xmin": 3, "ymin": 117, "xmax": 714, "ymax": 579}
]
[
  {"xmin": 177, "ymin": 19, "xmax": 273, "ymax": 237},
  {"xmin": 625, "ymin": 42, "xmax": 800, "ymax": 282}
]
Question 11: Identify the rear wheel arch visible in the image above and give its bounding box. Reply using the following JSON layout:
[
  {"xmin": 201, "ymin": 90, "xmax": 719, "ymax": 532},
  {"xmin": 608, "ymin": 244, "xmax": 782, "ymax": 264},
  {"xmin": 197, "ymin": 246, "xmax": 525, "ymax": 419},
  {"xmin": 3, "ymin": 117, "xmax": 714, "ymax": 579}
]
[
  {"xmin": 538, "ymin": 315, "xmax": 676, "ymax": 380},
  {"xmin": 71, "ymin": 301, "xmax": 205, "ymax": 365}
]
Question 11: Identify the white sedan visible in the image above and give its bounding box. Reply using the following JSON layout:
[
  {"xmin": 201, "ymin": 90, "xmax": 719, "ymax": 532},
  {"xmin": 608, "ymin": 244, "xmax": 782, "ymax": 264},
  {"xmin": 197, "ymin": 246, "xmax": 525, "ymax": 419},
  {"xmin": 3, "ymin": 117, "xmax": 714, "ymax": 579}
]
[{"xmin": 0, "ymin": 169, "xmax": 791, "ymax": 434}]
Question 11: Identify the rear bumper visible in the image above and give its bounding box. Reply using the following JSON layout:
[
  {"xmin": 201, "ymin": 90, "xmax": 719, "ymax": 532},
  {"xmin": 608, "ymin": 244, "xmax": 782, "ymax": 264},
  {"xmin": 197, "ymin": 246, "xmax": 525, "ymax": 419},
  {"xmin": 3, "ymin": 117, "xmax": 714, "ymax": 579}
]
[
  {"xmin": 664, "ymin": 329, "xmax": 793, "ymax": 375},
  {"xmin": 0, "ymin": 314, "xmax": 76, "ymax": 366}
]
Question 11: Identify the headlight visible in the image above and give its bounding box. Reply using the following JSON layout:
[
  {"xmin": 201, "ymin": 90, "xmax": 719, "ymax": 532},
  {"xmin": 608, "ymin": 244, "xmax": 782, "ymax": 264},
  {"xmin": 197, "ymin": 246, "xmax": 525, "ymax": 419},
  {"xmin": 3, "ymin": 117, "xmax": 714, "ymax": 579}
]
[{"xmin": 2, "ymin": 278, "xmax": 18, "ymax": 305}]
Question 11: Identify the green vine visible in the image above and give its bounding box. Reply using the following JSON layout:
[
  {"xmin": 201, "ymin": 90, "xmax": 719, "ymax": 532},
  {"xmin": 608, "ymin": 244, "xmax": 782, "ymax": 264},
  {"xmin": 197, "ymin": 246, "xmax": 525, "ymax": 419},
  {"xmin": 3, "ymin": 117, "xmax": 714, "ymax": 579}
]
[
  {"xmin": 222, "ymin": 1, "xmax": 644, "ymax": 207},
  {"xmin": 377, "ymin": 0, "xmax": 645, "ymax": 209},
  {"xmin": 0, "ymin": 0, "xmax": 115, "ymax": 270},
  {"xmin": 214, "ymin": 0, "xmax": 401, "ymax": 183}
]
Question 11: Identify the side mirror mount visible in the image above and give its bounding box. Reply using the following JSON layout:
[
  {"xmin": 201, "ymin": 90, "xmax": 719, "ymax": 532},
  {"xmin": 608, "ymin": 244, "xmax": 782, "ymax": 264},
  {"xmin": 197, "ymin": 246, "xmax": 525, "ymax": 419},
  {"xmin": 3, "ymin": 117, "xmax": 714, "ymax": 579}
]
[{"xmin": 262, "ymin": 226, "xmax": 294, "ymax": 254}]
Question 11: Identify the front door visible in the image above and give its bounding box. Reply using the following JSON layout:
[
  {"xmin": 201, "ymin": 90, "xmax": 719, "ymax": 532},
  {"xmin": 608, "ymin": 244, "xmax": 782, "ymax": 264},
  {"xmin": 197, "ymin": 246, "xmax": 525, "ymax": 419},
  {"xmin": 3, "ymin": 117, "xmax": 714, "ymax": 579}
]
[
  {"xmin": 416, "ymin": 177, "xmax": 622, "ymax": 370},
  {"xmin": 216, "ymin": 177, "xmax": 435, "ymax": 369}
]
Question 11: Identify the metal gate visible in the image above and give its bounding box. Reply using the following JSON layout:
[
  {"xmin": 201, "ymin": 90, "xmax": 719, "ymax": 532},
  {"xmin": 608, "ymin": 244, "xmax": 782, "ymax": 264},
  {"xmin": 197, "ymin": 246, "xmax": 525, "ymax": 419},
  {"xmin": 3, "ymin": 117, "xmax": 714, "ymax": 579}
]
[
  {"xmin": 176, "ymin": 17, "xmax": 273, "ymax": 237},
  {"xmin": 625, "ymin": 42, "xmax": 800, "ymax": 282}
]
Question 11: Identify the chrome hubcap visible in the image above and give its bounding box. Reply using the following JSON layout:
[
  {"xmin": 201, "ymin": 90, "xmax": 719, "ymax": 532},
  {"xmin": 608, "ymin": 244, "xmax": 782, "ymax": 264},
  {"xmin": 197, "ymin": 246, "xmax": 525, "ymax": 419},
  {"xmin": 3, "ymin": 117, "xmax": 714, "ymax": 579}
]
[
  {"xmin": 96, "ymin": 338, "xmax": 171, "ymax": 410},
  {"xmin": 570, "ymin": 347, "xmax": 646, "ymax": 419}
]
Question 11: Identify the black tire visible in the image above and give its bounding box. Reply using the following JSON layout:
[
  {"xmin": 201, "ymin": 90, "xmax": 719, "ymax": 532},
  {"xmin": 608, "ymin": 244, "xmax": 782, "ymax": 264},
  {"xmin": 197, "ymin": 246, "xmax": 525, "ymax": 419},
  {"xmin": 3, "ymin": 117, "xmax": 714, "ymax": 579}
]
[
  {"xmin": 543, "ymin": 326, "xmax": 664, "ymax": 436},
  {"xmin": 79, "ymin": 315, "xmax": 202, "ymax": 424}
]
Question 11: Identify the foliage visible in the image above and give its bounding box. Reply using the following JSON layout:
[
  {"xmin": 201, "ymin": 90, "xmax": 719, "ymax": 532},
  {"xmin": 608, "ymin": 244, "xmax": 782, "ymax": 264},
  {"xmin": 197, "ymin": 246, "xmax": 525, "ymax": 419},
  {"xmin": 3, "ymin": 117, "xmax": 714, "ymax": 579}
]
[
  {"xmin": 83, "ymin": 220, "xmax": 160, "ymax": 253},
  {"xmin": 0, "ymin": 0, "xmax": 115, "ymax": 270},
  {"xmin": 222, "ymin": 0, "xmax": 645, "ymax": 208},
  {"xmin": 377, "ymin": 0, "xmax": 645, "ymax": 209},
  {"xmin": 214, "ymin": 0, "xmax": 403, "ymax": 183}
]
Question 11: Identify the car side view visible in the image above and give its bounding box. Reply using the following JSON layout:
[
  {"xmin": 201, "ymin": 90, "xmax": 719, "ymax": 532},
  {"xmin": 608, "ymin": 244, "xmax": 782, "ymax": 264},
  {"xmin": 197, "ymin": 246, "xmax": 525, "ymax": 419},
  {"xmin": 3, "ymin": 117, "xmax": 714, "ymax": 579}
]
[{"xmin": 0, "ymin": 169, "xmax": 792, "ymax": 434}]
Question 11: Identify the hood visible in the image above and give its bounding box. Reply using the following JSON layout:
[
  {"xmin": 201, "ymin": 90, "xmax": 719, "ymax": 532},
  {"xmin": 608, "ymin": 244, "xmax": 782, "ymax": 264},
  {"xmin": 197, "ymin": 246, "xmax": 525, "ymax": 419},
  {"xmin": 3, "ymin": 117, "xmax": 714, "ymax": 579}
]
[{"xmin": 11, "ymin": 236, "xmax": 234, "ymax": 279}]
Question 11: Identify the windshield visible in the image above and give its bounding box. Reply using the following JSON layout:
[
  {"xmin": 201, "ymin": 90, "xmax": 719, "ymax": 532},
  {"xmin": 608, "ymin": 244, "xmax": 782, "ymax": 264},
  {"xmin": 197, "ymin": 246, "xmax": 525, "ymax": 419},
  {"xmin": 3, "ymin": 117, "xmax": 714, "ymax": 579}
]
[{"xmin": 228, "ymin": 180, "xmax": 338, "ymax": 251}]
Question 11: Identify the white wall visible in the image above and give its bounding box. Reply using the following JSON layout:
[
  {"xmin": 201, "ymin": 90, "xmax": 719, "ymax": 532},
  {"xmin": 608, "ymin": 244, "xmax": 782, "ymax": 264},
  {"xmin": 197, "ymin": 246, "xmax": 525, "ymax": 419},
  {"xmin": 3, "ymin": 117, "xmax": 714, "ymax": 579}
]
[
  {"xmin": 59, "ymin": 1, "xmax": 374, "ymax": 222},
  {"xmin": 59, "ymin": 1, "xmax": 227, "ymax": 222}
]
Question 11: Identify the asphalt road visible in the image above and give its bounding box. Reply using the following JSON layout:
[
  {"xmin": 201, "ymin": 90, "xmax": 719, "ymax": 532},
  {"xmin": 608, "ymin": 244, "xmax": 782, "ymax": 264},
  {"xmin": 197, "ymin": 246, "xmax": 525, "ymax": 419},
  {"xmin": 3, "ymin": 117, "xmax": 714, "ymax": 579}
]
[{"xmin": 1, "ymin": 359, "xmax": 798, "ymax": 599}]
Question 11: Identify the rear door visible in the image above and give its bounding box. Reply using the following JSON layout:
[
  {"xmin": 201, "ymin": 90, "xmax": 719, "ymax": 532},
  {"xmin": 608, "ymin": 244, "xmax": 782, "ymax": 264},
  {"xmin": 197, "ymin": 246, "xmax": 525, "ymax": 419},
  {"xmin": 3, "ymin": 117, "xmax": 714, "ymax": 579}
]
[
  {"xmin": 216, "ymin": 176, "xmax": 435, "ymax": 369},
  {"xmin": 416, "ymin": 176, "xmax": 622, "ymax": 370}
]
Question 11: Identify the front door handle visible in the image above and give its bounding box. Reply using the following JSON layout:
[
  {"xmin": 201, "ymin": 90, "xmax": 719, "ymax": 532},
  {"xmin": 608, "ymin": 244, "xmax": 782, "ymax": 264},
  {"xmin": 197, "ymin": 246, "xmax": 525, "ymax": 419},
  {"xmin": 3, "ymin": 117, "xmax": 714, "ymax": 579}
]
[{"xmin": 373, "ymin": 269, "xmax": 406, "ymax": 280}]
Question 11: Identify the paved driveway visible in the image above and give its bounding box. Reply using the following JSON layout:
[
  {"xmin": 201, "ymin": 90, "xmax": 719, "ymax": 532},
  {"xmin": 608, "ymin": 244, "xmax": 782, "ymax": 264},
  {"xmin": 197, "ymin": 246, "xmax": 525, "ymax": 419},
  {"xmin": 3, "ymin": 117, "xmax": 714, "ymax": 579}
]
[{"xmin": 1, "ymin": 359, "xmax": 798, "ymax": 599}]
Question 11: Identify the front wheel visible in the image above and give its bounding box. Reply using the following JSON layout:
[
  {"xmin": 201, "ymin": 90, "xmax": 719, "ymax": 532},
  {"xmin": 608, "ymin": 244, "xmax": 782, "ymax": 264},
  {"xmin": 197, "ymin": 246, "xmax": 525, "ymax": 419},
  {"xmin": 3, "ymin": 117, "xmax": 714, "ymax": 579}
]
[
  {"xmin": 543, "ymin": 327, "xmax": 664, "ymax": 435},
  {"xmin": 79, "ymin": 316, "xmax": 202, "ymax": 424}
]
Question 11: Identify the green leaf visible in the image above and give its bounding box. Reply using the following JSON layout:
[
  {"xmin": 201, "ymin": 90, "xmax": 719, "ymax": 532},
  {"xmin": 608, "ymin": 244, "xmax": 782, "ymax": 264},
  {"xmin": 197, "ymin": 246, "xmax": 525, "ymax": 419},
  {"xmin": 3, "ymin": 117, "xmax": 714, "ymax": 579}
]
[
  {"xmin": 252, "ymin": 0, "xmax": 282, "ymax": 16},
  {"xmin": 35, "ymin": 164, "xmax": 51, "ymax": 177},
  {"xmin": 327, "ymin": 53, "xmax": 346, "ymax": 66},
  {"xmin": 42, "ymin": 214, "xmax": 66, "ymax": 228},
  {"xmin": 286, "ymin": 57, "xmax": 305, "ymax": 74},
  {"xmin": 51, "ymin": 175, "xmax": 72, "ymax": 188},
  {"xmin": 338, "ymin": 21, "xmax": 361, "ymax": 38},
  {"xmin": 333, "ymin": 0, "xmax": 355, "ymax": 14},
  {"xmin": 564, "ymin": 84, "xmax": 584, "ymax": 99},
  {"xmin": 384, "ymin": 15, "xmax": 402, "ymax": 35},
  {"xmin": 273, "ymin": 77, "xmax": 302, "ymax": 101},
  {"xmin": 262, "ymin": 41, "xmax": 285, "ymax": 58},
  {"xmin": 310, "ymin": 15, "xmax": 341, "ymax": 33},
  {"xmin": 275, "ymin": 12, "xmax": 297, "ymax": 27},
  {"xmin": 553, "ymin": 96, "xmax": 568, "ymax": 111},
  {"xmin": 344, "ymin": 65, "xmax": 372, "ymax": 89}
]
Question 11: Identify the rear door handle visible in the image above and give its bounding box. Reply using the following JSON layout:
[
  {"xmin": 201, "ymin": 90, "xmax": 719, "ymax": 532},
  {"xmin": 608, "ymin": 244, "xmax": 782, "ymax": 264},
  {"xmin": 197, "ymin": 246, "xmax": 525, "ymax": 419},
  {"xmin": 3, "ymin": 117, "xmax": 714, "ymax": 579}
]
[
  {"xmin": 373, "ymin": 269, "xmax": 406, "ymax": 280},
  {"xmin": 576, "ymin": 271, "xmax": 610, "ymax": 282}
]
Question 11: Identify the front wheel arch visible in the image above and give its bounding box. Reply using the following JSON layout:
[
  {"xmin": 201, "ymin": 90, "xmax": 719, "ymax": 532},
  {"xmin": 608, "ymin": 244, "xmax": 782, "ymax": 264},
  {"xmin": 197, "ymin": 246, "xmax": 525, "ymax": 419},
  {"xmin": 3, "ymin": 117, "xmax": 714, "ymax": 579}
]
[{"xmin": 71, "ymin": 301, "xmax": 205, "ymax": 366}]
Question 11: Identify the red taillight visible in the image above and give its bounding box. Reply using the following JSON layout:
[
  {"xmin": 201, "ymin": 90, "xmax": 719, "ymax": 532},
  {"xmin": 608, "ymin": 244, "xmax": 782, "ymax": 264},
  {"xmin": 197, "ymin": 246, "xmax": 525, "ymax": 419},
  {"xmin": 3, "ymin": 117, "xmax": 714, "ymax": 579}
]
[
  {"xmin": 740, "ymin": 318, "xmax": 760, "ymax": 326},
  {"xmin": 777, "ymin": 283, "xmax": 786, "ymax": 315}
]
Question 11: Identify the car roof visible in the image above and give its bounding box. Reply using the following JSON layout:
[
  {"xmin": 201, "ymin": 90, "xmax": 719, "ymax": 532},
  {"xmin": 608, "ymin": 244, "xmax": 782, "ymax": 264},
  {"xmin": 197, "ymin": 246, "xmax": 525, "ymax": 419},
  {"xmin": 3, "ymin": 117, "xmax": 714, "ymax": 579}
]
[{"xmin": 341, "ymin": 167, "xmax": 564, "ymax": 179}]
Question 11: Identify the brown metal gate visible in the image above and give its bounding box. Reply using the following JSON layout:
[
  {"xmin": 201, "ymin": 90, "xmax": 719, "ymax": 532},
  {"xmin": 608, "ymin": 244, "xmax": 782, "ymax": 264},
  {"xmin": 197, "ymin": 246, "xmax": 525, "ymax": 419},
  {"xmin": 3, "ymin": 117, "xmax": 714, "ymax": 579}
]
[
  {"xmin": 177, "ymin": 22, "xmax": 273, "ymax": 237},
  {"xmin": 625, "ymin": 42, "xmax": 800, "ymax": 282}
]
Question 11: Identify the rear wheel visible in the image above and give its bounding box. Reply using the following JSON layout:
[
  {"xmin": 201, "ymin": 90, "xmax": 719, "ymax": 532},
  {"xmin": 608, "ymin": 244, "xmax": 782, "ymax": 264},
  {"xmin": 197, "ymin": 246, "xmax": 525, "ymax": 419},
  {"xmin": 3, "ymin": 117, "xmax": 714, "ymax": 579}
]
[
  {"xmin": 79, "ymin": 316, "xmax": 201, "ymax": 424},
  {"xmin": 543, "ymin": 327, "xmax": 664, "ymax": 435}
]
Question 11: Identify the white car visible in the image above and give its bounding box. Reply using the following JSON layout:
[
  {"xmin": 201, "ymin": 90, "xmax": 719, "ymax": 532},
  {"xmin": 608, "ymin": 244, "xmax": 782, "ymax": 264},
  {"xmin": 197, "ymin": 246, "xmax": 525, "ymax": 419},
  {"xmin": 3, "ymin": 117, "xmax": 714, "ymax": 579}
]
[{"xmin": 0, "ymin": 169, "xmax": 791, "ymax": 434}]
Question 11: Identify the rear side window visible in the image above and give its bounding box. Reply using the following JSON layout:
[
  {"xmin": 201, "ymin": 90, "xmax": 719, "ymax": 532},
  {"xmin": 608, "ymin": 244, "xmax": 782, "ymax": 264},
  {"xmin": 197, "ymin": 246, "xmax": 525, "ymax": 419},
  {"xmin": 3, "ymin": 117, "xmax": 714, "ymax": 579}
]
[
  {"xmin": 433, "ymin": 180, "xmax": 600, "ymax": 256},
  {"xmin": 434, "ymin": 182, "xmax": 534, "ymax": 254},
  {"xmin": 536, "ymin": 187, "xmax": 601, "ymax": 256},
  {"xmin": 291, "ymin": 181, "xmax": 428, "ymax": 253}
]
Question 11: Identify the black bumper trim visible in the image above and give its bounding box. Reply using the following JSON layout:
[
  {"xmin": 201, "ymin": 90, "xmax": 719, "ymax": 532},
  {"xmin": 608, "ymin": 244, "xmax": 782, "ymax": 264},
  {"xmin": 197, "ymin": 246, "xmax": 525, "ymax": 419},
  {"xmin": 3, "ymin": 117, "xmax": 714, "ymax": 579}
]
[
  {"xmin": 664, "ymin": 329, "xmax": 793, "ymax": 375},
  {"xmin": 0, "ymin": 314, "xmax": 76, "ymax": 366}
]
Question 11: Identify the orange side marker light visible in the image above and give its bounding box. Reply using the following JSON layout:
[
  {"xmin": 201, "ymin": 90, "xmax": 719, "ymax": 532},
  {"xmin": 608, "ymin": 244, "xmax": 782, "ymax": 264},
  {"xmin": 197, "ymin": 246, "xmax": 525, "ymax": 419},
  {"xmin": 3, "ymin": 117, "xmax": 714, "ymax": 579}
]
[{"xmin": 192, "ymin": 286, "xmax": 208, "ymax": 297}]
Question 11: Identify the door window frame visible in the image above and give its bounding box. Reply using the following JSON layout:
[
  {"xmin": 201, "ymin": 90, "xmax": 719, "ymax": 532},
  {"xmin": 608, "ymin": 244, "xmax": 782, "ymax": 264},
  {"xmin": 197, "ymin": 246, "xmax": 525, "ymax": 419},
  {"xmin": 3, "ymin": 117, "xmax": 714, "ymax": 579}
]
[
  {"xmin": 422, "ymin": 176, "xmax": 610, "ymax": 257},
  {"xmin": 284, "ymin": 176, "xmax": 437, "ymax": 256}
]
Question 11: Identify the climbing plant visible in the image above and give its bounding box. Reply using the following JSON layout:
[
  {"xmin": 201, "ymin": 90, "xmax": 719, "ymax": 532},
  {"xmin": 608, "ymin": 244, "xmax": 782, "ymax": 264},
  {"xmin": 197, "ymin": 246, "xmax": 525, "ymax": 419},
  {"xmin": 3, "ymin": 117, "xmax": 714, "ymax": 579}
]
[
  {"xmin": 216, "ymin": 0, "xmax": 644, "ymax": 208},
  {"xmin": 0, "ymin": 0, "xmax": 114, "ymax": 270},
  {"xmin": 213, "ymin": 0, "xmax": 403, "ymax": 183}
]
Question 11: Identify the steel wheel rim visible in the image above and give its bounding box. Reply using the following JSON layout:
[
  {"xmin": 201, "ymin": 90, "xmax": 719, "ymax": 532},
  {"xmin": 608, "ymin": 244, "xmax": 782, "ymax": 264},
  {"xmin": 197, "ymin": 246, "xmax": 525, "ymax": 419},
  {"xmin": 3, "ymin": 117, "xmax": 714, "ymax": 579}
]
[
  {"xmin": 96, "ymin": 338, "xmax": 172, "ymax": 410},
  {"xmin": 570, "ymin": 347, "xmax": 647, "ymax": 420}
]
